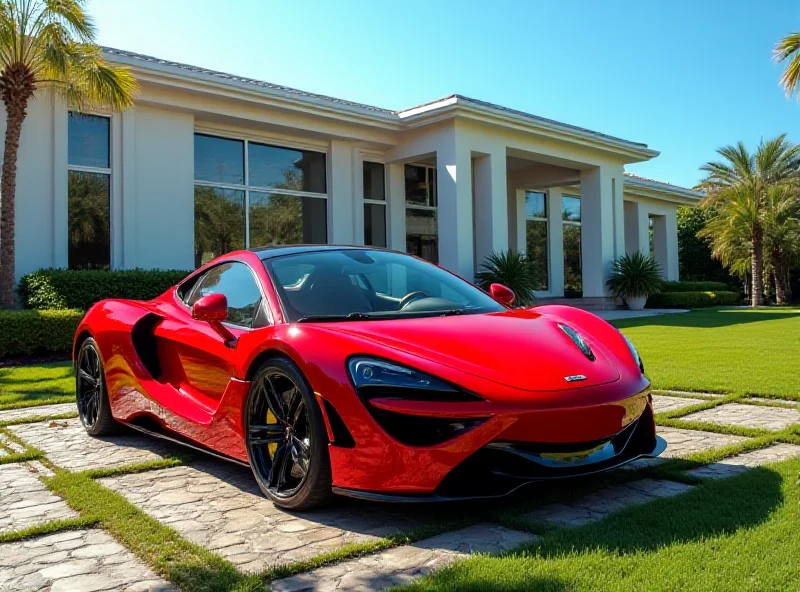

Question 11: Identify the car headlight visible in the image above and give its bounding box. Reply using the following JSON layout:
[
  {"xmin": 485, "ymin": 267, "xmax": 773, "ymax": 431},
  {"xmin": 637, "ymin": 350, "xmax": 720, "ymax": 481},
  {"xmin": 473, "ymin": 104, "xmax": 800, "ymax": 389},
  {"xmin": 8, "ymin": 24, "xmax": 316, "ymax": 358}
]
[
  {"xmin": 347, "ymin": 357, "xmax": 482, "ymax": 401},
  {"xmin": 623, "ymin": 335, "xmax": 645, "ymax": 374}
]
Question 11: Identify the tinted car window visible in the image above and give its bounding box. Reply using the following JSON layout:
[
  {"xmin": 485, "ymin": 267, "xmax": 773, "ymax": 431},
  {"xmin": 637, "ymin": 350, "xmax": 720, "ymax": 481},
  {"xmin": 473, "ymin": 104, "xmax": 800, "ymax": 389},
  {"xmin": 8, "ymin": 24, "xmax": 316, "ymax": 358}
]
[
  {"xmin": 264, "ymin": 249, "xmax": 505, "ymax": 321},
  {"xmin": 189, "ymin": 262, "xmax": 262, "ymax": 328}
]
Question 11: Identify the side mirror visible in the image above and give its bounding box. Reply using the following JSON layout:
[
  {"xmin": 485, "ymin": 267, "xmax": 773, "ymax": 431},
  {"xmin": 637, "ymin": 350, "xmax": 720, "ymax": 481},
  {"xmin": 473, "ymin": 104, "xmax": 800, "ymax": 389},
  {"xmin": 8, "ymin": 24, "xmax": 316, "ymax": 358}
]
[
  {"xmin": 192, "ymin": 293, "xmax": 236, "ymax": 347},
  {"xmin": 192, "ymin": 293, "xmax": 228, "ymax": 322},
  {"xmin": 490, "ymin": 283, "xmax": 516, "ymax": 306}
]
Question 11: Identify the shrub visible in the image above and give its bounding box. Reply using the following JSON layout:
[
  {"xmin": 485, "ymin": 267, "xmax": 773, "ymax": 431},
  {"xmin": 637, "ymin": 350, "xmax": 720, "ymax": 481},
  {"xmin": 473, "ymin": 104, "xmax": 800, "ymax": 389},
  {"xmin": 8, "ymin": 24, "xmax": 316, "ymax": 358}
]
[
  {"xmin": 606, "ymin": 252, "xmax": 663, "ymax": 298},
  {"xmin": 18, "ymin": 268, "xmax": 189, "ymax": 310},
  {"xmin": 659, "ymin": 280, "xmax": 737, "ymax": 293},
  {"xmin": 475, "ymin": 250, "xmax": 537, "ymax": 307},
  {"xmin": 646, "ymin": 291, "xmax": 742, "ymax": 309},
  {"xmin": 0, "ymin": 309, "xmax": 83, "ymax": 357}
]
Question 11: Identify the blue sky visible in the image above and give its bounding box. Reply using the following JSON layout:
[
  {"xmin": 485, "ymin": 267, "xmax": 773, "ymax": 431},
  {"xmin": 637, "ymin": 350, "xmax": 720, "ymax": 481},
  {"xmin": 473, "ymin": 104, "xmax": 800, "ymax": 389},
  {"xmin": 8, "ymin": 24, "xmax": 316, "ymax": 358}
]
[{"xmin": 87, "ymin": 0, "xmax": 800, "ymax": 188}]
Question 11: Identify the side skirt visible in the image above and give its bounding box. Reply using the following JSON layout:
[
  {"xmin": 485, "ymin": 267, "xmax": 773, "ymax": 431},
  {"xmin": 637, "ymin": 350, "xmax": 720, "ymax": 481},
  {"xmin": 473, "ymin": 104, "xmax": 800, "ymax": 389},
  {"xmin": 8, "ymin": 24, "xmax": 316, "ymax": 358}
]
[{"xmin": 123, "ymin": 421, "xmax": 250, "ymax": 468}]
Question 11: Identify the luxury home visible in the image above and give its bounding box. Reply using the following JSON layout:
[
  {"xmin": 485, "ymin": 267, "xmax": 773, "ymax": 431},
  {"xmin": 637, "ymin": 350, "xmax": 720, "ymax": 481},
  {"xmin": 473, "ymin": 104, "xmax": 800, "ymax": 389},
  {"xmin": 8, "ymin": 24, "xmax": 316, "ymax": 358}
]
[{"xmin": 10, "ymin": 48, "xmax": 701, "ymax": 305}]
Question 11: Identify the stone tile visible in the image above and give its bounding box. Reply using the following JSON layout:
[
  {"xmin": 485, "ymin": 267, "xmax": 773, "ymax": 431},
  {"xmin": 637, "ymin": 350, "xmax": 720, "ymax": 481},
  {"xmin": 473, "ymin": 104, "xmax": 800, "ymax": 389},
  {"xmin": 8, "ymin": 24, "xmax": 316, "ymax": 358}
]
[
  {"xmin": 0, "ymin": 403, "xmax": 76, "ymax": 424},
  {"xmin": 524, "ymin": 479, "xmax": 693, "ymax": 527},
  {"xmin": 652, "ymin": 395, "xmax": 706, "ymax": 414},
  {"xmin": 682, "ymin": 403, "xmax": 800, "ymax": 431},
  {"xmin": 271, "ymin": 523, "xmax": 536, "ymax": 592},
  {"xmin": 687, "ymin": 444, "xmax": 800, "ymax": 480},
  {"xmin": 0, "ymin": 433, "xmax": 26, "ymax": 454},
  {"xmin": 0, "ymin": 463, "xmax": 76, "ymax": 534},
  {"xmin": 9, "ymin": 419, "xmax": 182, "ymax": 471},
  {"xmin": 100, "ymin": 460, "xmax": 443, "ymax": 573},
  {"xmin": 624, "ymin": 427, "xmax": 749, "ymax": 470},
  {"xmin": 0, "ymin": 528, "xmax": 174, "ymax": 591}
]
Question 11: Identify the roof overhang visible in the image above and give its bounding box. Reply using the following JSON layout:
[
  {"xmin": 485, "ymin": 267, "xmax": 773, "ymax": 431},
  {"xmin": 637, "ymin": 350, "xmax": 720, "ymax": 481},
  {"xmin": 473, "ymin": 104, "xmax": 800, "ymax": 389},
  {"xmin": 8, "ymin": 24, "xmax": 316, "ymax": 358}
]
[
  {"xmin": 397, "ymin": 95, "xmax": 660, "ymax": 164},
  {"xmin": 103, "ymin": 48, "xmax": 661, "ymax": 165},
  {"xmin": 623, "ymin": 176, "xmax": 704, "ymax": 205}
]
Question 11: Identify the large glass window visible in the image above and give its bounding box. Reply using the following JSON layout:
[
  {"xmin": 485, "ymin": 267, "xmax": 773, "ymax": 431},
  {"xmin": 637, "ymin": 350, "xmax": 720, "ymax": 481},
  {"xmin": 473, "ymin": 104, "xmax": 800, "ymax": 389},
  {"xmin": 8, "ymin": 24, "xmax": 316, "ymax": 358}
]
[
  {"xmin": 405, "ymin": 164, "xmax": 438, "ymax": 263},
  {"xmin": 562, "ymin": 196, "xmax": 582, "ymax": 297},
  {"xmin": 525, "ymin": 191, "xmax": 548, "ymax": 291},
  {"xmin": 68, "ymin": 113, "xmax": 111, "ymax": 269},
  {"xmin": 193, "ymin": 134, "xmax": 327, "ymax": 266},
  {"xmin": 363, "ymin": 162, "xmax": 386, "ymax": 247}
]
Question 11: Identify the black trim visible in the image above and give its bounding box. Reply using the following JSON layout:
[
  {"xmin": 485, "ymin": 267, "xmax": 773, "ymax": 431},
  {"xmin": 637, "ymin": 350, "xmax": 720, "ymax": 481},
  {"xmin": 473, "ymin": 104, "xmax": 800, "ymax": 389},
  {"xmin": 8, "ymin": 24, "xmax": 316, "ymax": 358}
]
[
  {"xmin": 130, "ymin": 313, "xmax": 164, "ymax": 380},
  {"xmin": 323, "ymin": 399, "xmax": 356, "ymax": 448},
  {"xmin": 331, "ymin": 434, "xmax": 667, "ymax": 503}
]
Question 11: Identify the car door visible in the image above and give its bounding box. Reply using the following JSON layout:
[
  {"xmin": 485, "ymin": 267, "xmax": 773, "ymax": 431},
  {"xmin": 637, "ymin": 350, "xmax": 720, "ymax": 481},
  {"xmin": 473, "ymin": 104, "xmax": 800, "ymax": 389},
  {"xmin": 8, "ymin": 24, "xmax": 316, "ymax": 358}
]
[{"xmin": 154, "ymin": 261, "xmax": 265, "ymax": 417}]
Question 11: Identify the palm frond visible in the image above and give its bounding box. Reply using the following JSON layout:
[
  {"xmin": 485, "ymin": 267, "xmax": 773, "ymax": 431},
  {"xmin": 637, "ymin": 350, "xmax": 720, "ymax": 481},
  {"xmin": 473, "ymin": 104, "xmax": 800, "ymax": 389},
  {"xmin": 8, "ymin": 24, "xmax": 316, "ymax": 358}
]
[
  {"xmin": 475, "ymin": 250, "xmax": 537, "ymax": 307},
  {"xmin": 774, "ymin": 31, "xmax": 800, "ymax": 98}
]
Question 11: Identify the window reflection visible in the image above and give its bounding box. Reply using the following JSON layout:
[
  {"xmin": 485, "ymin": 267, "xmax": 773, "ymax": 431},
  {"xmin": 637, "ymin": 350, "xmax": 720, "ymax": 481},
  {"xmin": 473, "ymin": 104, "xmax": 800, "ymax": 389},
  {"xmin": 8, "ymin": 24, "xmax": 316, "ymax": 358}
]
[
  {"xmin": 68, "ymin": 172, "xmax": 110, "ymax": 269},
  {"xmin": 249, "ymin": 192, "xmax": 327, "ymax": 247},
  {"xmin": 248, "ymin": 143, "xmax": 326, "ymax": 193},
  {"xmin": 406, "ymin": 208, "xmax": 438, "ymax": 264},
  {"xmin": 194, "ymin": 134, "xmax": 245, "ymax": 185},
  {"xmin": 194, "ymin": 186, "xmax": 245, "ymax": 267},
  {"xmin": 68, "ymin": 113, "xmax": 109, "ymax": 169}
]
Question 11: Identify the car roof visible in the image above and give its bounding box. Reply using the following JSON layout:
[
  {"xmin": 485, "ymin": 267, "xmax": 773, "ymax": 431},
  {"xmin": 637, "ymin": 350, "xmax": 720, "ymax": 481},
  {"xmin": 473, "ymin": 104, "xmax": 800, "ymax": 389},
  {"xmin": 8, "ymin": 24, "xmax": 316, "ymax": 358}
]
[{"xmin": 250, "ymin": 244, "xmax": 394, "ymax": 260}]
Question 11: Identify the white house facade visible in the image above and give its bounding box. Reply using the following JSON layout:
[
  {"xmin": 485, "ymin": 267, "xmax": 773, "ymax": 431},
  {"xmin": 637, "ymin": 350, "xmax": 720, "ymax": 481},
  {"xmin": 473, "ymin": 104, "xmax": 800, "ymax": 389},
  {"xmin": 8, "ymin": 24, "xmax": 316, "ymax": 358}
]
[{"xmin": 7, "ymin": 48, "xmax": 702, "ymax": 305}]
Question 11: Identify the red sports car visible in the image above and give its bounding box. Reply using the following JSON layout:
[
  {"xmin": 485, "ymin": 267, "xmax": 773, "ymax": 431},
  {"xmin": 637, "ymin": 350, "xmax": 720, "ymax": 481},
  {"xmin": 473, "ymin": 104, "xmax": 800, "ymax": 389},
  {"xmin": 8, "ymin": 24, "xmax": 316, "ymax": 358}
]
[{"xmin": 73, "ymin": 245, "xmax": 665, "ymax": 510}]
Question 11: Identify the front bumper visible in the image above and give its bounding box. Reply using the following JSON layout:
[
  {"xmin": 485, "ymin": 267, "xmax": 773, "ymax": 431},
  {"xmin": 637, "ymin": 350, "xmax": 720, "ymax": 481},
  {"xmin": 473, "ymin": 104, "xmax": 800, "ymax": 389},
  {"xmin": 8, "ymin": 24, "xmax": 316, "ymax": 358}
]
[{"xmin": 331, "ymin": 403, "xmax": 665, "ymax": 502}]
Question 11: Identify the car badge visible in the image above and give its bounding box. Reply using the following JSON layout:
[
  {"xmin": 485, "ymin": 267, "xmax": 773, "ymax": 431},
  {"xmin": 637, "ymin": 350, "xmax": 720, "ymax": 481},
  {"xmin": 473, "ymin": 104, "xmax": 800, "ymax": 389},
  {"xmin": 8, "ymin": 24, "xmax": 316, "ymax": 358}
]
[{"xmin": 564, "ymin": 375, "xmax": 587, "ymax": 382}]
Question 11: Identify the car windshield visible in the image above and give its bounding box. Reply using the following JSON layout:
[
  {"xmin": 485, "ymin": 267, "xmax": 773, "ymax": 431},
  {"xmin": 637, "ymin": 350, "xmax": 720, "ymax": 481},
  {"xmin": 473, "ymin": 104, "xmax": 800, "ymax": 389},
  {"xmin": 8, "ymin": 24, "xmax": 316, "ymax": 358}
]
[{"xmin": 263, "ymin": 249, "xmax": 506, "ymax": 322}]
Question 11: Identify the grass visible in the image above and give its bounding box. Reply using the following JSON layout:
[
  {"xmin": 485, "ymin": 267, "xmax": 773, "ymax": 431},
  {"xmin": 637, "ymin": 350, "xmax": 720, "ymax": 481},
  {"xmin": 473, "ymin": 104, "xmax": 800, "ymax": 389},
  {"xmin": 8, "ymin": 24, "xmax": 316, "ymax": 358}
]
[
  {"xmin": 395, "ymin": 459, "xmax": 800, "ymax": 591},
  {"xmin": 611, "ymin": 307, "xmax": 800, "ymax": 398},
  {"xmin": 0, "ymin": 361, "xmax": 75, "ymax": 410}
]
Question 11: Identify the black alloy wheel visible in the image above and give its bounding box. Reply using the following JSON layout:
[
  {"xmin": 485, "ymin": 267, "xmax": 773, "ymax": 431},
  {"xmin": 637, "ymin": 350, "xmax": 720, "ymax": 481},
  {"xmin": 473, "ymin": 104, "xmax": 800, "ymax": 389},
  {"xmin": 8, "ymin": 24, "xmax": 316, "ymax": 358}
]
[
  {"xmin": 245, "ymin": 357, "xmax": 332, "ymax": 510},
  {"xmin": 75, "ymin": 338, "xmax": 118, "ymax": 436}
]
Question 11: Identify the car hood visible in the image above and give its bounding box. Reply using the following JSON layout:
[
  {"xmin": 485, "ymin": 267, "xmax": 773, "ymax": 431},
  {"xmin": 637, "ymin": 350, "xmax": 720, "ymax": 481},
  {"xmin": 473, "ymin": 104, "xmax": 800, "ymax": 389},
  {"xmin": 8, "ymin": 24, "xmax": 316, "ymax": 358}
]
[{"xmin": 323, "ymin": 309, "xmax": 620, "ymax": 392}]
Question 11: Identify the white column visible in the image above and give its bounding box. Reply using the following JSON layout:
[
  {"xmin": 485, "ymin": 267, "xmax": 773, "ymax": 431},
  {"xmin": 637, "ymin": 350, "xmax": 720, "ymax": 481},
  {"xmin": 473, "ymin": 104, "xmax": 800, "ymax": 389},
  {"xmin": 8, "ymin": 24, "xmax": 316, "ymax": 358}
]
[
  {"xmin": 352, "ymin": 150, "xmax": 365, "ymax": 245},
  {"xmin": 665, "ymin": 210, "xmax": 679, "ymax": 280},
  {"xmin": 386, "ymin": 162, "xmax": 406, "ymax": 252},
  {"xmin": 546, "ymin": 188, "xmax": 564, "ymax": 297},
  {"xmin": 472, "ymin": 149, "xmax": 508, "ymax": 270},
  {"xmin": 612, "ymin": 175, "xmax": 625, "ymax": 260},
  {"xmin": 120, "ymin": 109, "xmax": 136, "ymax": 269},
  {"xmin": 52, "ymin": 101, "xmax": 68, "ymax": 270},
  {"xmin": 328, "ymin": 140, "xmax": 356, "ymax": 244},
  {"xmin": 624, "ymin": 200, "xmax": 650, "ymax": 256},
  {"xmin": 653, "ymin": 215, "xmax": 669, "ymax": 279},
  {"xmin": 580, "ymin": 166, "xmax": 617, "ymax": 297},
  {"xmin": 436, "ymin": 136, "xmax": 474, "ymax": 279}
]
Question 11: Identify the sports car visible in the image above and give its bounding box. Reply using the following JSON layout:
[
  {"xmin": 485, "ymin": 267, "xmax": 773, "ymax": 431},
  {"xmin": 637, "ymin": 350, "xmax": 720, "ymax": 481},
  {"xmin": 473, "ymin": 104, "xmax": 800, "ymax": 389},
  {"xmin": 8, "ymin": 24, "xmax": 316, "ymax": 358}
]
[{"xmin": 73, "ymin": 245, "xmax": 666, "ymax": 510}]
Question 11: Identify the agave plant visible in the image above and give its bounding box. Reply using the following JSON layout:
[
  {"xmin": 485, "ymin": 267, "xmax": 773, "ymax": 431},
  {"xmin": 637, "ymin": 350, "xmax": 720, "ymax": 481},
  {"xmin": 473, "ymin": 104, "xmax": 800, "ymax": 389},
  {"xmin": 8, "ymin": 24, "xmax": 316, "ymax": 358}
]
[
  {"xmin": 475, "ymin": 250, "xmax": 537, "ymax": 307},
  {"xmin": 606, "ymin": 252, "xmax": 663, "ymax": 308}
]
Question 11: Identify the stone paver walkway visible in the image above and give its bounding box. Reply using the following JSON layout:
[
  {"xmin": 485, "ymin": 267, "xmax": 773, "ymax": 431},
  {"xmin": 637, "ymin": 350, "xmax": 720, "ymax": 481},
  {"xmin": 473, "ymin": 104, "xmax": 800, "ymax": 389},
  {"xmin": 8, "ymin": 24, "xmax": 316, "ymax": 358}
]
[
  {"xmin": 681, "ymin": 403, "xmax": 800, "ymax": 431},
  {"xmin": 625, "ymin": 426, "xmax": 749, "ymax": 469},
  {"xmin": 0, "ymin": 529, "xmax": 174, "ymax": 591},
  {"xmin": 524, "ymin": 479, "xmax": 693, "ymax": 527},
  {"xmin": 100, "ymin": 461, "xmax": 436, "ymax": 573},
  {"xmin": 9, "ymin": 419, "xmax": 182, "ymax": 471},
  {"xmin": 271, "ymin": 523, "xmax": 536, "ymax": 592},
  {"xmin": 0, "ymin": 403, "xmax": 76, "ymax": 424},
  {"xmin": 652, "ymin": 395, "xmax": 707, "ymax": 414},
  {"xmin": 655, "ymin": 390, "xmax": 724, "ymax": 398},
  {"xmin": 0, "ymin": 463, "xmax": 77, "ymax": 534},
  {"xmin": 746, "ymin": 397, "xmax": 799, "ymax": 408},
  {"xmin": 687, "ymin": 444, "xmax": 800, "ymax": 480}
]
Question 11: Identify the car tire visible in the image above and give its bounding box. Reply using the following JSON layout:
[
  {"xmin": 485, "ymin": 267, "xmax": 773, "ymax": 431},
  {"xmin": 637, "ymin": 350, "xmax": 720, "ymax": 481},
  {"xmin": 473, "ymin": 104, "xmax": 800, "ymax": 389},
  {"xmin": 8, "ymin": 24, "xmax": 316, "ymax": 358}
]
[
  {"xmin": 75, "ymin": 337, "xmax": 119, "ymax": 436},
  {"xmin": 245, "ymin": 357, "xmax": 333, "ymax": 511}
]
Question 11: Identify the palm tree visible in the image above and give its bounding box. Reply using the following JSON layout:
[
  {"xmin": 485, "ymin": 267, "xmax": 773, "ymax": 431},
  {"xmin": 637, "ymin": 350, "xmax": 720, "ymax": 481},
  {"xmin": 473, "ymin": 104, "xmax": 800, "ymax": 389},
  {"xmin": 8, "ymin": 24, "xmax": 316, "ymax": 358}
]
[
  {"xmin": 0, "ymin": 0, "xmax": 137, "ymax": 308},
  {"xmin": 699, "ymin": 135, "xmax": 800, "ymax": 306},
  {"xmin": 774, "ymin": 32, "xmax": 800, "ymax": 98},
  {"xmin": 763, "ymin": 185, "xmax": 800, "ymax": 304}
]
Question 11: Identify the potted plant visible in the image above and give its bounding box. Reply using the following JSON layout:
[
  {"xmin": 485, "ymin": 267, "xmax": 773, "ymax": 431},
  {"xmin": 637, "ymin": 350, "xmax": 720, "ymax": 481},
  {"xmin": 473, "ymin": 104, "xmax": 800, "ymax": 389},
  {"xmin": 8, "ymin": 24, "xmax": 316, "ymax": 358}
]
[
  {"xmin": 606, "ymin": 252, "xmax": 663, "ymax": 310},
  {"xmin": 475, "ymin": 250, "xmax": 538, "ymax": 307}
]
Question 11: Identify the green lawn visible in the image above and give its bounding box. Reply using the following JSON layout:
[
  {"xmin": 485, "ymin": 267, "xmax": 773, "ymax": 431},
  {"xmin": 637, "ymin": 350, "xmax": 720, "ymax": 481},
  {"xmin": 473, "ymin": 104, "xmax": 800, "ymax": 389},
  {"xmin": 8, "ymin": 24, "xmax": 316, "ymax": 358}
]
[
  {"xmin": 613, "ymin": 307, "xmax": 800, "ymax": 398},
  {"xmin": 0, "ymin": 361, "xmax": 74, "ymax": 410},
  {"xmin": 397, "ymin": 459, "xmax": 800, "ymax": 592}
]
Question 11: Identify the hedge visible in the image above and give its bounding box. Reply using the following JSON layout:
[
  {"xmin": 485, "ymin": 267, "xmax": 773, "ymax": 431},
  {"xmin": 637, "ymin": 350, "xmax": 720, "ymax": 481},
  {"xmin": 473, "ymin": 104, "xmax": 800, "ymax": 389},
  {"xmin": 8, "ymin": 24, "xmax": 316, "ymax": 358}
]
[
  {"xmin": 18, "ymin": 269, "xmax": 190, "ymax": 310},
  {"xmin": 0, "ymin": 309, "xmax": 83, "ymax": 357},
  {"xmin": 646, "ymin": 291, "xmax": 742, "ymax": 309},
  {"xmin": 659, "ymin": 280, "xmax": 737, "ymax": 293}
]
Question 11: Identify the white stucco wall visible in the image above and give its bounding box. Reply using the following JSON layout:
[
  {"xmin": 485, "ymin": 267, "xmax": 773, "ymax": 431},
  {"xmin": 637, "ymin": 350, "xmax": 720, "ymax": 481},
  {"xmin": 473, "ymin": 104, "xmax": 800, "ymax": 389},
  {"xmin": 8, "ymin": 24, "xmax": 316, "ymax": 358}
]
[{"xmin": 127, "ymin": 106, "xmax": 195, "ymax": 270}]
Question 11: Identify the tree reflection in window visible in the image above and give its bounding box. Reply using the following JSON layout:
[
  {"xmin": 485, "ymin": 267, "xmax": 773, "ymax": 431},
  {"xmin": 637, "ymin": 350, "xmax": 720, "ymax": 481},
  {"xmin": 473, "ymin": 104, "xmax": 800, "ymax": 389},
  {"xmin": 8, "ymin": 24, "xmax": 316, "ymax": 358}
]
[{"xmin": 68, "ymin": 171, "xmax": 110, "ymax": 269}]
